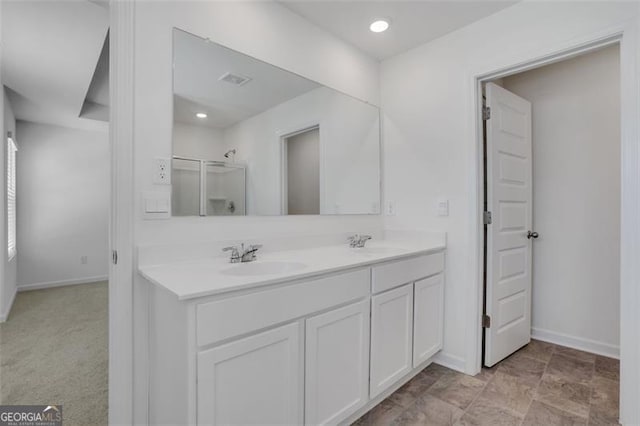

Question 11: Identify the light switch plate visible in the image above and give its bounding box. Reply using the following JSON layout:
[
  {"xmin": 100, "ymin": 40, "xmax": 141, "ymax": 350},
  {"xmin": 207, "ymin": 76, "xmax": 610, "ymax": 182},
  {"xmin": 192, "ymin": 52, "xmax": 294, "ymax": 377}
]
[
  {"xmin": 385, "ymin": 201, "xmax": 396, "ymax": 216},
  {"xmin": 437, "ymin": 199, "xmax": 449, "ymax": 216},
  {"xmin": 143, "ymin": 192, "xmax": 171, "ymax": 219}
]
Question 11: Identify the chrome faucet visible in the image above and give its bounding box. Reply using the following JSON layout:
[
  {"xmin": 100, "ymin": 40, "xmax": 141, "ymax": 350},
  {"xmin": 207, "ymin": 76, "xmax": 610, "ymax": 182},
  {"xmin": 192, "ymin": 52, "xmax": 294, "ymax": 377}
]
[
  {"xmin": 222, "ymin": 243, "xmax": 263, "ymax": 263},
  {"xmin": 348, "ymin": 234, "xmax": 372, "ymax": 248}
]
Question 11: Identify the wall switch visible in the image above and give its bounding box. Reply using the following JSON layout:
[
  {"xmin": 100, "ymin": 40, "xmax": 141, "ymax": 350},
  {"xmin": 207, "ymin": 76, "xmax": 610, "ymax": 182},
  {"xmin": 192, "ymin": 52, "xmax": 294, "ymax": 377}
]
[
  {"xmin": 143, "ymin": 192, "xmax": 171, "ymax": 219},
  {"xmin": 153, "ymin": 158, "xmax": 171, "ymax": 185},
  {"xmin": 81, "ymin": 255, "xmax": 88, "ymax": 265},
  {"xmin": 385, "ymin": 201, "xmax": 396, "ymax": 216},
  {"xmin": 437, "ymin": 199, "xmax": 449, "ymax": 216}
]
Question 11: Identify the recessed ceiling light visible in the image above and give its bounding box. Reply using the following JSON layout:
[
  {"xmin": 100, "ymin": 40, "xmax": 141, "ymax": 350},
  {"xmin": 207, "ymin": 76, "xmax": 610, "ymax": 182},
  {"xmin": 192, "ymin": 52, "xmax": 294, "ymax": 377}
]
[
  {"xmin": 196, "ymin": 112, "xmax": 207, "ymax": 119},
  {"xmin": 369, "ymin": 19, "xmax": 390, "ymax": 33}
]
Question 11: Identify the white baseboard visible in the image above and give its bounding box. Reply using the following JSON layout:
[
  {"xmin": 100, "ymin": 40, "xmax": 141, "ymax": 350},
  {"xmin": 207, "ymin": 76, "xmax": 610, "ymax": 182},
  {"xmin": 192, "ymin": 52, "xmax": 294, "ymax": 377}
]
[
  {"xmin": 0, "ymin": 286, "xmax": 17, "ymax": 322},
  {"xmin": 17, "ymin": 275, "xmax": 108, "ymax": 292},
  {"xmin": 433, "ymin": 351, "xmax": 467, "ymax": 373},
  {"xmin": 532, "ymin": 327, "xmax": 619, "ymax": 359}
]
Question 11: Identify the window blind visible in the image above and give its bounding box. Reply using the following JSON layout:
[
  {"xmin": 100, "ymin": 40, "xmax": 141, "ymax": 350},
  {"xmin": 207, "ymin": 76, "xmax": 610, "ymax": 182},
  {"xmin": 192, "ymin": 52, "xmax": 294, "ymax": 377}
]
[{"xmin": 7, "ymin": 136, "xmax": 17, "ymax": 260}]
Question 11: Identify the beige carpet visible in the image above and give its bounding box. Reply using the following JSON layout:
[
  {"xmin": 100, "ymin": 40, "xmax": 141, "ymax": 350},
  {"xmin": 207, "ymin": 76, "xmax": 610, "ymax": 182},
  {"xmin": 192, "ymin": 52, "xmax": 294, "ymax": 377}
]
[{"xmin": 0, "ymin": 282, "xmax": 108, "ymax": 425}]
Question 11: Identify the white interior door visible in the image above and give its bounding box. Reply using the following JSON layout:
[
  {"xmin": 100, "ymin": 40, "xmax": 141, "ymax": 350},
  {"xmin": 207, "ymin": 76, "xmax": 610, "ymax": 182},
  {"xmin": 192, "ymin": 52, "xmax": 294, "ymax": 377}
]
[{"xmin": 484, "ymin": 82, "xmax": 534, "ymax": 367}]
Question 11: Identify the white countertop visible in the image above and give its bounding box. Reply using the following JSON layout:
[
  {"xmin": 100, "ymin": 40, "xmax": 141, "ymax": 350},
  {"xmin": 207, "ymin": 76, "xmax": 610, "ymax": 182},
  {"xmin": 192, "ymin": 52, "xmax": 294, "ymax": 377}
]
[{"xmin": 138, "ymin": 238, "xmax": 446, "ymax": 301}]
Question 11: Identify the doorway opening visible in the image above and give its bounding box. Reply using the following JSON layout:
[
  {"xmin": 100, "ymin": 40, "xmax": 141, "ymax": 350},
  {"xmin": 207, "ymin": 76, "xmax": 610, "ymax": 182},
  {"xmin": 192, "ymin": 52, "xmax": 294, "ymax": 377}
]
[
  {"xmin": 281, "ymin": 125, "xmax": 320, "ymax": 215},
  {"xmin": 0, "ymin": 2, "xmax": 110, "ymax": 423},
  {"xmin": 479, "ymin": 43, "xmax": 621, "ymax": 420}
]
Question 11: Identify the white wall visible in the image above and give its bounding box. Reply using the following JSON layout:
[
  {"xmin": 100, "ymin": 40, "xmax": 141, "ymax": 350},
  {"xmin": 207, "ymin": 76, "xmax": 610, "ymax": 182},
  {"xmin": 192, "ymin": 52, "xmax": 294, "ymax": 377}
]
[
  {"xmin": 0, "ymin": 88, "xmax": 16, "ymax": 321},
  {"xmin": 16, "ymin": 121, "xmax": 109, "ymax": 289},
  {"xmin": 501, "ymin": 46, "xmax": 620, "ymax": 355},
  {"xmin": 381, "ymin": 1, "xmax": 637, "ymax": 370},
  {"xmin": 223, "ymin": 86, "xmax": 380, "ymax": 215},
  {"xmin": 172, "ymin": 122, "xmax": 225, "ymax": 161}
]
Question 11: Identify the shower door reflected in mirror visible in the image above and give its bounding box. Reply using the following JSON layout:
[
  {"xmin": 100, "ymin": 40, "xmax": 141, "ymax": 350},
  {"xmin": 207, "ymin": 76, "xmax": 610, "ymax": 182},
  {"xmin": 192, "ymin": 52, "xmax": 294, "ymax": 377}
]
[
  {"xmin": 172, "ymin": 28, "xmax": 381, "ymax": 216},
  {"xmin": 172, "ymin": 158, "xmax": 246, "ymax": 217}
]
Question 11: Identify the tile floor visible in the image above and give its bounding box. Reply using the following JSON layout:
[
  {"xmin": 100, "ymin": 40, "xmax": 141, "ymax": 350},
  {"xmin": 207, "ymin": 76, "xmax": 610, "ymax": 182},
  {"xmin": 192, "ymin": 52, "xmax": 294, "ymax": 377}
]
[{"xmin": 353, "ymin": 340, "xmax": 619, "ymax": 426}]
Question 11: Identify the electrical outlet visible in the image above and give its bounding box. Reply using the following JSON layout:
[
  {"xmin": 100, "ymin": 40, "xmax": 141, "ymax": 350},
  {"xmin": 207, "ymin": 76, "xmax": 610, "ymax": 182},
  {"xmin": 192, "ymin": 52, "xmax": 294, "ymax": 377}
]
[
  {"xmin": 81, "ymin": 255, "xmax": 88, "ymax": 265},
  {"xmin": 153, "ymin": 158, "xmax": 171, "ymax": 185}
]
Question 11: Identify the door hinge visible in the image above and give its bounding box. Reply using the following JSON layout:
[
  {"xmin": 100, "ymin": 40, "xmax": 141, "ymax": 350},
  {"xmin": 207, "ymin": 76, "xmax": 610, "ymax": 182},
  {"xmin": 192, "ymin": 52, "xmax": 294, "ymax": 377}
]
[
  {"xmin": 112, "ymin": 250, "xmax": 118, "ymax": 265},
  {"xmin": 482, "ymin": 105, "xmax": 491, "ymax": 120},
  {"xmin": 483, "ymin": 211, "xmax": 492, "ymax": 225},
  {"xmin": 482, "ymin": 314, "xmax": 491, "ymax": 328}
]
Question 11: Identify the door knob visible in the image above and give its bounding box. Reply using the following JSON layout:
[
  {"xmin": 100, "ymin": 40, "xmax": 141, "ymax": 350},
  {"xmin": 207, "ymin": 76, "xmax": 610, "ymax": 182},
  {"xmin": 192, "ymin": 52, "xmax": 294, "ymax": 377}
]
[{"xmin": 527, "ymin": 231, "xmax": 539, "ymax": 239}]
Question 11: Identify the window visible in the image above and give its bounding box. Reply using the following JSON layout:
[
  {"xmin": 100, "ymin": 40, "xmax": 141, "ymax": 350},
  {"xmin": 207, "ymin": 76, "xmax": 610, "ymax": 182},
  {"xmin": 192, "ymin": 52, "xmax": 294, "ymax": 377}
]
[{"xmin": 7, "ymin": 135, "xmax": 16, "ymax": 260}]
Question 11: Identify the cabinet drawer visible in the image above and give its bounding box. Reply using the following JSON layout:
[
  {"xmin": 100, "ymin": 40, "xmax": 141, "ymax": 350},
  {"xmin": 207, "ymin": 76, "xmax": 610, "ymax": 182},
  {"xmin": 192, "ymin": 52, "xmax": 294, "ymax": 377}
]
[
  {"xmin": 196, "ymin": 268, "xmax": 369, "ymax": 347},
  {"xmin": 372, "ymin": 252, "xmax": 444, "ymax": 294}
]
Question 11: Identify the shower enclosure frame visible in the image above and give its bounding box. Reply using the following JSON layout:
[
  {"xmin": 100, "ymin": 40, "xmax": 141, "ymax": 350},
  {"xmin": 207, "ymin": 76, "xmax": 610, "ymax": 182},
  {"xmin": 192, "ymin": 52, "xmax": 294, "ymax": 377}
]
[{"xmin": 172, "ymin": 155, "xmax": 247, "ymax": 216}]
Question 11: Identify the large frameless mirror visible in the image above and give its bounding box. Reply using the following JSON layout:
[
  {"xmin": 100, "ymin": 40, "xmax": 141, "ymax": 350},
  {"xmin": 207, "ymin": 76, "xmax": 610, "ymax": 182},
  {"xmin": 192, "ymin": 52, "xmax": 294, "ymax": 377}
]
[{"xmin": 172, "ymin": 28, "xmax": 381, "ymax": 216}]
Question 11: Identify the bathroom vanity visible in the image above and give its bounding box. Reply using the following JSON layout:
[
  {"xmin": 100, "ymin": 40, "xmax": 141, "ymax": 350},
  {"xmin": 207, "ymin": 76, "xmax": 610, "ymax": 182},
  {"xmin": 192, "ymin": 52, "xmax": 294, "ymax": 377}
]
[{"xmin": 139, "ymin": 236, "xmax": 446, "ymax": 425}]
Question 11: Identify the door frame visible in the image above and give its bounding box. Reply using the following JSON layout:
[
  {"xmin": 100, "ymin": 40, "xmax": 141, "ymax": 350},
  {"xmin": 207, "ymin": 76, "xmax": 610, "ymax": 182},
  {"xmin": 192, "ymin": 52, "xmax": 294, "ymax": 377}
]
[
  {"xmin": 468, "ymin": 22, "xmax": 640, "ymax": 425},
  {"xmin": 108, "ymin": 1, "xmax": 135, "ymax": 424}
]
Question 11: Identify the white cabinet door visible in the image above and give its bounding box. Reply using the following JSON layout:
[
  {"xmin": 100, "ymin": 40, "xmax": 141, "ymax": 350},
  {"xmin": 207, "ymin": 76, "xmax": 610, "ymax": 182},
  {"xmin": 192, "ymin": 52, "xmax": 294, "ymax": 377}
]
[
  {"xmin": 370, "ymin": 284, "xmax": 414, "ymax": 398},
  {"xmin": 197, "ymin": 322, "xmax": 302, "ymax": 426},
  {"xmin": 305, "ymin": 300, "xmax": 370, "ymax": 426},
  {"xmin": 413, "ymin": 274, "xmax": 444, "ymax": 367}
]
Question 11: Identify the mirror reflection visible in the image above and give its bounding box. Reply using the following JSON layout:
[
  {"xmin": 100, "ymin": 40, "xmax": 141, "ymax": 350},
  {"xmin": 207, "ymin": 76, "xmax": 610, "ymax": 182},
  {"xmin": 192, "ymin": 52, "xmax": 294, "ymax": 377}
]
[{"xmin": 172, "ymin": 28, "xmax": 381, "ymax": 216}]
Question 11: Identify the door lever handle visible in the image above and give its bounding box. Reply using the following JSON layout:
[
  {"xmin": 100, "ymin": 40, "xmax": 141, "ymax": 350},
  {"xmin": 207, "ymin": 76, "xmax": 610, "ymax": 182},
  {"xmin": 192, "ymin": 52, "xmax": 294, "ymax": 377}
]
[{"xmin": 527, "ymin": 231, "xmax": 539, "ymax": 239}]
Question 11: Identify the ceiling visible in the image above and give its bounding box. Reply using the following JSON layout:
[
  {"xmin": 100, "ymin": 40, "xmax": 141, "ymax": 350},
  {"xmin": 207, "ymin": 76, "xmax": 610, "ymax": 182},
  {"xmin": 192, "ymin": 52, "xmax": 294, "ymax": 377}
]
[
  {"xmin": 174, "ymin": 29, "xmax": 320, "ymax": 129},
  {"xmin": 279, "ymin": 1, "xmax": 519, "ymax": 60},
  {"xmin": 2, "ymin": 0, "xmax": 109, "ymax": 131}
]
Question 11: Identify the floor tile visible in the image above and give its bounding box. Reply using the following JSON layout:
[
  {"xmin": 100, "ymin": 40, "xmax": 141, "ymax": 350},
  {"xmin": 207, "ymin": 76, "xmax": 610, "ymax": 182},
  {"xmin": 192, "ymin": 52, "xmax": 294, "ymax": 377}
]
[
  {"xmin": 588, "ymin": 406, "xmax": 620, "ymax": 425},
  {"xmin": 427, "ymin": 371, "xmax": 487, "ymax": 410},
  {"xmin": 517, "ymin": 339, "xmax": 557, "ymax": 363},
  {"xmin": 473, "ymin": 366, "xmax": 498, "ymax": 383},
  {"xmin": 497, "ymin": 354, "xmax": 547, "ymax": 387},
  {"xmin": 422, "ymin": 362, "xmax": 454, "ymax": 382},
  {"xmin": 555, "ymin": 346, "xmax": 596, "ymax": 364},
  {"xmin": 352, "ymin": 399, "xmax": 404, "ymax": 426},
  {"xmin": 391, "ymin": 394, "xmax": 464, "ymax": 426},
  {"xmin": 478, "ymin": 371, "xmax": 535, "ymax": 416},
  {"xmin": 590, "ymin": 376, "xmax": 619, "ymax": 420},
  {"xmin": 388, "ymin": 370, "xmax": 440, "ymax": 408},
  {"xmin": 522, "ymin": 400, "xmax": 587, "ymax": 426},
  {"xmin": 535, "ymin": 373, "xmax": 591, "ymax": 417},
  {"xmin": 547, "ymin": 353, "xmax": 594, "ymax": 385},
  {"xmin": 594, "ymin": 356, "xmax": 620, "ymax": 382},
  {"xmin": 457, "ymin": 395, "xmax": 524, "ymax": 426}
]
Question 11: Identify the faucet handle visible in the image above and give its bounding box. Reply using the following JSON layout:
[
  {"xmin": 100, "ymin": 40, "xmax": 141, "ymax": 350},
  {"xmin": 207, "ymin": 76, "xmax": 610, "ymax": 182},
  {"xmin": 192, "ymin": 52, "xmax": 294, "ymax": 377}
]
[
  {"xmin": 357, "ymin": 235, "xmax": 372, "ymax": 247},
  {"xmin": 222, "ymin": 246, "xmax": 241, "ymax": 263},
  {"xmin": 348, "ymin": 234, "xmax": 359, "ymax": 247}
]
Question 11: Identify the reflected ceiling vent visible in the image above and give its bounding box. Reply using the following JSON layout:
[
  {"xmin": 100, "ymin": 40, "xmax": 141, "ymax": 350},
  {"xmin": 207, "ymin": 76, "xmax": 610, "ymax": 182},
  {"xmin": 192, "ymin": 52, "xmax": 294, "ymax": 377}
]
[{"xmin": 219, "ymin": 72, "xmax": 252, "ymax": 86}]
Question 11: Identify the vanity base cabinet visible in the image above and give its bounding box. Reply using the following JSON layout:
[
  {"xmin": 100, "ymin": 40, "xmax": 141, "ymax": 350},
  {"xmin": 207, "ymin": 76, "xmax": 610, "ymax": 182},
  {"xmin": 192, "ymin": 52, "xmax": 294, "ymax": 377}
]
[
  {"xmin": 369, "ymin": 283, "xmax": 414, "ymax": 398},
  {"xmin": 305, "ymin": 300, "xmax": 370, "ymax": 426},
  {"xmin": 413, "ymin": 273, "xmax": 445, "ymax": 367},
  {"xmin": 145, "ymin": 250, "xmax": 446, "ymax": 426},
  {"xmin": 197, "ymin": 322, "xmax": 303, "ymax": 426}
]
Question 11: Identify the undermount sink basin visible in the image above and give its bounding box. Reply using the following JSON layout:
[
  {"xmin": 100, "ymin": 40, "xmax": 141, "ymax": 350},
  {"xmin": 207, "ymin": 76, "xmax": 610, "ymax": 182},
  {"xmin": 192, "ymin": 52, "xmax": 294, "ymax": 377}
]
[{"xmin": 221, "ymin": 261, "xmax": 308, "ymax": 276}]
